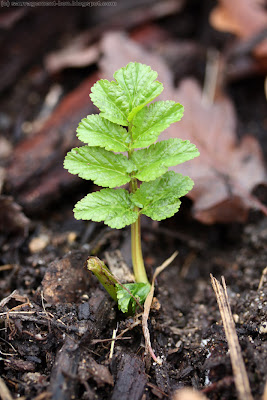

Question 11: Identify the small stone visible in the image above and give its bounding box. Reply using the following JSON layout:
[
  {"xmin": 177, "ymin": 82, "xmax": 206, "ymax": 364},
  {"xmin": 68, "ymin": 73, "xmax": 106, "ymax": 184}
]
[
  {"xmin": 259, "ymin": 322, "xmax": 267, "ymax": 334},
  {"xmin": 233, "ymin": 314, "xmax": 239, "ymax": 323},
  {"xmin": 78, "ymin": 302, "xmax": 90, "ymax": 320},
  {"xmin": 29, "ymin": 234, "xmax": 50, "ymax": 253},
  {"xmin": 67, "ymin": 231, "xmax": 77, "ymax": 243}
]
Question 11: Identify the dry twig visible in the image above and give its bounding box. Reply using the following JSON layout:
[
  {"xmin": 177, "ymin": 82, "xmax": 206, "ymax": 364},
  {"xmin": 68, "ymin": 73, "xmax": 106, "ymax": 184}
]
[
  {"xmin": 0, "ymin": 377, "xmax": 14, "ymax": 400},
  {"xmin": 210, "ymin": 275, "xmax": 253, "ymax": 400},
  {"xmin": 263, "ymin": 380, "xmax": 267, "ymax": 400},
  {"xmin": 258, "ymin": 266, "xmax": 267, "ymax": 290}
]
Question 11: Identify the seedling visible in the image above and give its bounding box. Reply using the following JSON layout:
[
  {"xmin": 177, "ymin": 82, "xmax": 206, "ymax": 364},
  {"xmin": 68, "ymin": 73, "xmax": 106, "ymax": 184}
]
[{"xmin": 64, "ymin": 62, "xmax": 199, "ymax": 313}]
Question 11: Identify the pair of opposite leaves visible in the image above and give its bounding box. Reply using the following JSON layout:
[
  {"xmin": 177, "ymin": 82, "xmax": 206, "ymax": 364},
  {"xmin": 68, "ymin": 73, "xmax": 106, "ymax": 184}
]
[{"xmin": 64, "ymin": 62, "xmax": 199, "ymax": 229}]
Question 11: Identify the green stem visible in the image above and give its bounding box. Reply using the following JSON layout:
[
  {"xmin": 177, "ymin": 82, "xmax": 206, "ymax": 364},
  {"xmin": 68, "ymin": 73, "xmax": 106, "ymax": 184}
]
[
  {"xmin": 128, "ymin": 123, "xmax": 149, "ymax": 284},
  {"xmin": 86, "ymin": 257, "xmax": 118, "ymax": 301},
  {"xmin": 131, "ymin": 211, "xmax": 148, "ymax": 283}
]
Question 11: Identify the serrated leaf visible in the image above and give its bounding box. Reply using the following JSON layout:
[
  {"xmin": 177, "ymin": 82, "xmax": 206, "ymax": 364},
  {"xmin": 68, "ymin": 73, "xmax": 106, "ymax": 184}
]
[
  {"xmin": 132, "ymin": 138, "xmax": 199, "ymax": 181},
  {"xmin": 116, "ymin": 282, "xmax": 151, "ymax": 313},
  {"xmin": 77, "ymin": 114, "xmax": 131, "ymax": 151},
  {"xmin": 132, "ymin": 171, "xmax": 194, "ymax": 221},
  {"xmin": 64, "ymin": 146, "xmax": 134, "ymax": 188},
  {"xmin": 90, "ymin": 80, "xmax": 129, "ymax": 126},
  {"xmin": 114, "ymin": 62, "xmax": 163, "ymax": 121},
  {"xmin": 73, "ymin": 188, "xmax": 138, "ymax": 228},
  {"xmin": 131, "ymin": 101, "xmax": 184, "ymax": 148}
]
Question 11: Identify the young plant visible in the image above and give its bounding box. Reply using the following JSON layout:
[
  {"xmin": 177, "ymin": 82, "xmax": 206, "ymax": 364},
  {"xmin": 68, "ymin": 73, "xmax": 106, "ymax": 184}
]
[{"xmin": 64, "ymin": 62, "xmax": 199, "ymax": 313}]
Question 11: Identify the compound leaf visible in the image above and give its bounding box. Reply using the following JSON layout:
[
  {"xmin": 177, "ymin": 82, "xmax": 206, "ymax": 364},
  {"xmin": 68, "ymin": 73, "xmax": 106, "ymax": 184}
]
[
  {"xmin": 132, "ymin": 138, "xmax": 199, "ymax": 181},
  {"xmin": 90, "ymin": 80, "xmax": 129, "ymax": 126},
  {"xmin": 132, "ymin": 171, "xmax": 194, "ymax": 221},
  {"xmin": 132, "ymin": 101, "xmax": 184, "ymax": 148},
  {"xmin": 64, "ymin": 146, "xmax": 134, "ymax": 188},
  {"xmin": 116, "ymin": 282, "xmax": 151, "ymax": 313},
  {"xmin": 74, "ymin": 188, "xmax": 138, "ymax": 229},
  {"xmin": 77, "ymin": 114, "xmax": 131, "ymax": 152},
  {"xmin": 114, "ymin": 62, "xmax": 163, "ymax": 122}
]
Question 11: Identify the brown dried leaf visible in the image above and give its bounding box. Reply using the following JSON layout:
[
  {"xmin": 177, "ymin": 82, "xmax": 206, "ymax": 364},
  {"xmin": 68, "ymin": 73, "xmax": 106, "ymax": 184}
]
[
  {"xmin": 45, "ymin": 38, "xmax": 99, "ymax": 73},
  {"xmin": 99, "ymin": 32, "xmax": 267, "ymax": 224},
  {"xmin": 165, "ymin": 79, "xmax": 267, "ymax": 223},
  {"xmin": 210, "ymin": 0, "xmax": 267, "ymax": 56}
]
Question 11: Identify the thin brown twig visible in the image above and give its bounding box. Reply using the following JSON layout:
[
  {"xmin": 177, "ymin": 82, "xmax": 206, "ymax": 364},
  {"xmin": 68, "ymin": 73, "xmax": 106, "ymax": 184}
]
[
  {"xmin": 263, "ymin": 380, "xmax": 267, "ymax": 400},
  {"xmin": 210, "ymin": 275, "xmax": 253, "ymax": 400},
  {"xmin": 91, "ymin": 336, "xmax": 132, "ymax": 344},
  {"xmin": 0, "ymin": 376, "xmax": 14, "ymax": 400},
  {"xmin": 258, "ymin": 267, "xmax": 267, "ymax": 291},
  {"xmin": 91, "ymin": 315, "xmax": 142, "ymax": 344}
]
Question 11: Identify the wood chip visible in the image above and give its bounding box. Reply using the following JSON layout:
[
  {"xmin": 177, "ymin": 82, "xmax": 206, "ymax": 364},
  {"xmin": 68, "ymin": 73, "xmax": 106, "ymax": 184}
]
[{"xmin": 210, "ymin": 275, "xmax": 253, "ymax": 400}]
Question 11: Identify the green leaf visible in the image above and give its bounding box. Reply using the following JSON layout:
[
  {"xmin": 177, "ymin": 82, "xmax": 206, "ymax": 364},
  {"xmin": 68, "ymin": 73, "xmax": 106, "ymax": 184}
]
[
  {"xmin": 132, "ymin": 138, "xmax": 199, "ymax": 181},
  {"xmin": 132, "ymin": 101, "xmax": 184, "ymax": 148},
  {"xmin": 116, "ymin": 282, "xmax": 151, "ymax": 313},
  {"xmin": 132, "ymin": 171, "xmax": 194, "ymax": 221},
  {"xmin": 77, "ymin": 114, "xmax": 131, "ymax": 152},
  {"xmin": 114, "ymin": 62, "xmax": 163, "ymax": 122},
  {"xmin": 90, "ymin": 80, "xmax": 129, "ymax": 126},
  {"xmin": 64, "ymin": 146, "xmax": 134, "ymax": 188},
  {"xmin": 89, "ymin": 63, "xmax": 163, "ymax": 126},
  {"xmin": 73, "ymin": 188, "xmax": 138, "ymax": 229}
]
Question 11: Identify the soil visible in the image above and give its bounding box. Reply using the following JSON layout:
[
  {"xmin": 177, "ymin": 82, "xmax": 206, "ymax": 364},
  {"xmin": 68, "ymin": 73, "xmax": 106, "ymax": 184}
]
[
  {"xmin": 1, "ymin": 205, "xmax": 267, "ymax": 400},
  {"xmin": 0, "ymin": 3, "xmax": 267, "ymax": 400}
]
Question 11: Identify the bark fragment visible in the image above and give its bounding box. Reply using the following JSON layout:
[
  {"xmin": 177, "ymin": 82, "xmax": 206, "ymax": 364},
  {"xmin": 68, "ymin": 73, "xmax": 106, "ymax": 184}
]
[{"xmin": 111, "ymin": 353, "xmax": 147, "ymax": 400}]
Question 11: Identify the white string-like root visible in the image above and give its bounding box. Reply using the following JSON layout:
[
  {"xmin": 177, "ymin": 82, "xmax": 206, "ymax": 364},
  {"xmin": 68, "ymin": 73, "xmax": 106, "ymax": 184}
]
[{"xmin": 142, "ymin": 251, "xmax": 178, "ymax": 365}]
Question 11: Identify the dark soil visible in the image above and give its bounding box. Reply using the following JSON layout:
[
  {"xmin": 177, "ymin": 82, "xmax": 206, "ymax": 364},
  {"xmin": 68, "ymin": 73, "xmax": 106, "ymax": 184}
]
[
  {"xmin": 0, "ymin": 3, "xmax": 267, "ymax": 400},
  {"xmin": 1, "ymin": 206, "xmax": 267, "ymax": 400}
]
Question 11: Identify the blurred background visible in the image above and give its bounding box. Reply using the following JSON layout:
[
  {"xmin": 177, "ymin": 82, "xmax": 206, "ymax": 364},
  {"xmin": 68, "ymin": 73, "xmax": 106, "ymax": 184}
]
[{"xmin": 0, "ymin": 0, "xmax": 266, "ymax": 224}]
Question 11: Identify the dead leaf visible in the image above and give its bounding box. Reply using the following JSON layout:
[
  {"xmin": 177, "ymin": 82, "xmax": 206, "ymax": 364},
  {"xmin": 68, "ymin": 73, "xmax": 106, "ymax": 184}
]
[
  {"xmin": 165, "ymin": 78, "xmax": 267, "ymax": 223},
  {"xmin": 99, "ymin": 31, "xmax": 174, "ymax": 99},
  {"xmin": 45, "ymin": 36, "xmax": 99, "ymax": 73},
  {"xmin": 98, "ymin": 32, "xmax": 267, "ymax": 224},
  {"xmin": 210, "ymin": 0, "xmax": 267, "ymax": 57}
]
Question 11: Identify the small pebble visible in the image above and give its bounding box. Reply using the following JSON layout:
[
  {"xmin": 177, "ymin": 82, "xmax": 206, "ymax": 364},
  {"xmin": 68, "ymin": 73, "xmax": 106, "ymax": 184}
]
[
  {"xmin": 29, "ymin": 234, "xmax": 50, "ymax": 253},
  {"xmin": 259, "ymin": 322, "xmax": 267, "ymax": 334},
  {"xmin": 67, "ymin": 231, "xmax": 77, "ymax": 243}
]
